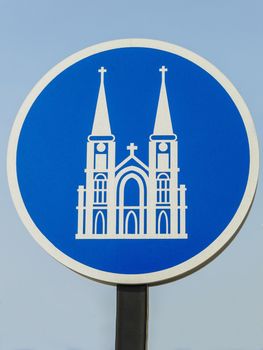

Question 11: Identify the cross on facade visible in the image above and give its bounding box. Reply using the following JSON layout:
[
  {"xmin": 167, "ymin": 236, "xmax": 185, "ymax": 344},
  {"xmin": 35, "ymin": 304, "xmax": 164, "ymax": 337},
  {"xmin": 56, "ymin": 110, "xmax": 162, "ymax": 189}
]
[
  {"xmin": 159, "ymin": 65, "xmax": 168, "ymax": 81},
  {"xmin": 98, "ymin": 66, "xmax": 107, "ymax": 82},
  {"xmin": 127, "ymin": 142, "xmax": 138, "ymax": 156}
]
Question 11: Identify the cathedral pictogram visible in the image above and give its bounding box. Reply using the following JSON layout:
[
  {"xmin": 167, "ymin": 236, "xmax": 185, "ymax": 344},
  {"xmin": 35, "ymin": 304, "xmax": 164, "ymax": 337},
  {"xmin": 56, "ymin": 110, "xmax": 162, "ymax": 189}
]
[{"xmin": 76, "ymin": 66, "xmax": 188, "ymax": 239}]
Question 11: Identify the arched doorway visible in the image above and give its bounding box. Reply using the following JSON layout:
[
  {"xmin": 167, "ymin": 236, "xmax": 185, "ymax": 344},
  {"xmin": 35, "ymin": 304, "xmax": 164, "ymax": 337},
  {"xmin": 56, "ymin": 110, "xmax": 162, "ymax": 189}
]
[
  {"xmin": 158, "ymin": 210, "xmax": 169, "ymax": 234},
  {"xmin": 118, "ymin": 172, "xmax": 145, "ymax": 235},
  {"xmin": 94, "ymin": 211, "xmax": 105, "ymax": 234},
  {"xmin": 125, "ymin": 210, "xmax": 138, "ymax": 234}
]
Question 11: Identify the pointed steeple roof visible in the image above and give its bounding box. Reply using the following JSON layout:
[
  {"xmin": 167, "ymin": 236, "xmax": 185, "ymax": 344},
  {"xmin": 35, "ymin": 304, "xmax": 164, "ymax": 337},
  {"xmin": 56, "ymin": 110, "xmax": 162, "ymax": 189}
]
[
  {"xmin": 153, "ymin": 66, "xmax": 174, "ymax": 135},
  {"xmin": 91, "ymin": 67, "xmax": 112, "ymax": 136}
]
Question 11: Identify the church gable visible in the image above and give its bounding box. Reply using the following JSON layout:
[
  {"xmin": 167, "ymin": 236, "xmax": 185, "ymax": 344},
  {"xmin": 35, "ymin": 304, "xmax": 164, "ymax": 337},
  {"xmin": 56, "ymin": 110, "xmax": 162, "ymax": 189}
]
[{"xmin": 115, "ymin": 142, "xmax": 148, "ymax": 174}]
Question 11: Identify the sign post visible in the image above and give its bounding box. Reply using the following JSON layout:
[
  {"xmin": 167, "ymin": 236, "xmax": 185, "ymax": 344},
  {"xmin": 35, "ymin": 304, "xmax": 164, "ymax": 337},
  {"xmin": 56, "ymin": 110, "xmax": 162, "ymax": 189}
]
[
  {"xmin": 7, "ymin": 39, "xmax": 259, "ymax": 347},
  {"xmin": 116, "ymin": 285, "xmax": 148, "ymax": 350}
]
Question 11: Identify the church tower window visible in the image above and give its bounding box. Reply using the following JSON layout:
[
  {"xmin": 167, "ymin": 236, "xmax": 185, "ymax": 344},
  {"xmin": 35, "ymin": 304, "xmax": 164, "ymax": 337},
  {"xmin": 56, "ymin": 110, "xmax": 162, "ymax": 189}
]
[
  {"xmin": 157, "ymin": 173, "xmax": 170, "ymax": 203},
  {"xmin": 94, "ymin": 173, "xmax": 107, "ymax": 203}
]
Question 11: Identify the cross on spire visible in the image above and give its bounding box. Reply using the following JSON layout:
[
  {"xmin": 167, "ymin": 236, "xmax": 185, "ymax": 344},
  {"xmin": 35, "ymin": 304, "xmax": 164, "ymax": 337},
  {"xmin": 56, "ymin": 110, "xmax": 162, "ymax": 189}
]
[
  {"xmin": 159, "ymin": 65, "xmax": 168, "ymax": 82},
  {"xmin": 98, "ymin": 66, "xmax": 107, "ymax": 82},
  {"xmin": 127, "ymin": 142, "xmax": 138, "ymax": 156}
]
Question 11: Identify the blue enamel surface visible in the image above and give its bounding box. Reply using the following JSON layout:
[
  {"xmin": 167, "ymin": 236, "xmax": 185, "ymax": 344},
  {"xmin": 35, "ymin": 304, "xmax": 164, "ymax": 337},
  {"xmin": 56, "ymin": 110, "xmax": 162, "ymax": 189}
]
[{"xmin": 16, "ymin": 47, "xmax": 250, "ymax": 274}]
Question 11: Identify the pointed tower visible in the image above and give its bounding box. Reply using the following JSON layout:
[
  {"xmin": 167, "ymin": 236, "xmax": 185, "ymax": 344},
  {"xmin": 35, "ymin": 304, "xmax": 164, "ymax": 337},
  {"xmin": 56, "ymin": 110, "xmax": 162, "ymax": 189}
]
[
  {"xmin": 153, "ymin": 66, "xmax": 174, "ymax": 136},
  {"xmin": 91, "ymin": 67, "xmax": 112, "ymax": 137},
  {"xmin": 76, "ymin": 67, "xmax": 116, "ymax": 238},
  {"xmin": 148, "ymin": 66, "xmax": 187, "ymax": 237}
]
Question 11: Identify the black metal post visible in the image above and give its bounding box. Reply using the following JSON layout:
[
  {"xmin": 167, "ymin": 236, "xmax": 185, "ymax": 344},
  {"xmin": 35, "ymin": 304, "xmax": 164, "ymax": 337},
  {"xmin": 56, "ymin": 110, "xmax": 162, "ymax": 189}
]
[{"xmin": 115, "ymin": 285, "xmax": 148, "ymax": 350}]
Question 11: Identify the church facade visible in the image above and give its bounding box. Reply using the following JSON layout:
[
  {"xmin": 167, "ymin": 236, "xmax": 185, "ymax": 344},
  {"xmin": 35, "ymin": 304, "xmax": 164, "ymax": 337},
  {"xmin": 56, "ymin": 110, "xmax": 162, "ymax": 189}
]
[{"xmin": 75, "ymin": 66, "xmax": 188, "ymax": 239}]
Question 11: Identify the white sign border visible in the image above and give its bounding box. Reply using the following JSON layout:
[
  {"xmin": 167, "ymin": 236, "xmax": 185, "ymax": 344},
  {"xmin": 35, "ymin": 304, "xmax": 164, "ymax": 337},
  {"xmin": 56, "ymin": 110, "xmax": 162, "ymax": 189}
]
[{"xmin": 7, "ymin": 39, "xmax": 259, "ymax": 285}]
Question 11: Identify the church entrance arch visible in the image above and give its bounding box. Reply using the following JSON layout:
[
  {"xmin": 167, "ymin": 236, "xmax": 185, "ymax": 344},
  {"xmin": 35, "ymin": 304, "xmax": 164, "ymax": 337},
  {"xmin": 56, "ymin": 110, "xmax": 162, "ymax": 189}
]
[{"xmin": 117, "ymin": 171, "xmax": 146, "ymax": 235}]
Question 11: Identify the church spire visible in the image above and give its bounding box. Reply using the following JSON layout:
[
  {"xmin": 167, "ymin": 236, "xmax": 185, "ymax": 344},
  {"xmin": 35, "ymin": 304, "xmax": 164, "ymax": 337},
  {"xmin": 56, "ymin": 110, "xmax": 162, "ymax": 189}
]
[
  {"xmin": 153, "ymin": 66, "xmax": 174, "ymax": 135},
  {"xmin": 91, "ymin": 67, "xmax": 112, "ymax": 136}
]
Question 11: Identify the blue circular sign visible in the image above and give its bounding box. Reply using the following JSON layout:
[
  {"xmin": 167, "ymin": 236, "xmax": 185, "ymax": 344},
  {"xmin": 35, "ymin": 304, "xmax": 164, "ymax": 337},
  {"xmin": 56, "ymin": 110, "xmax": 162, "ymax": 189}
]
[{"xmin": 7, "ymin": 39, "xmax": 259, "ymax": 284}]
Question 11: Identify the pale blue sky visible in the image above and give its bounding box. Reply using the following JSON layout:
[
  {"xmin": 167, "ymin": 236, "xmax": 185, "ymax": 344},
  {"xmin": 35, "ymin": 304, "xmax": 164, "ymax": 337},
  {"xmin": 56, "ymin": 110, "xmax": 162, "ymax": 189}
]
[{"xmin": 0, "ymin": 1, "xmax": 262, "ymax": 349}]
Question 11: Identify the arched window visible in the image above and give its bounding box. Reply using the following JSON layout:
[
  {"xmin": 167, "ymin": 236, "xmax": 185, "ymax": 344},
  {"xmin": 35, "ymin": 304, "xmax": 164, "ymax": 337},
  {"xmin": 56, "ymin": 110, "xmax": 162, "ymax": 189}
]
[
  {"xmin": 94, "ymin": 173, "xmax": 107, "ymax": 203},
  {"xmin": 157, "ymin": 173, "xmax": 169, "ymax": 203}
]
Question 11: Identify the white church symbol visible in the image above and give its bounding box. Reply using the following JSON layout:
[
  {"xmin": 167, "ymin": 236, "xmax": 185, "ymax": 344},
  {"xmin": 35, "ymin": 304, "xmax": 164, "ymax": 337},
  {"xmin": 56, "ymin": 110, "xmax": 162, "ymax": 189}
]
[{"xmin": 75, "ymin": 66, "xmax": 188, "ymax": 239}]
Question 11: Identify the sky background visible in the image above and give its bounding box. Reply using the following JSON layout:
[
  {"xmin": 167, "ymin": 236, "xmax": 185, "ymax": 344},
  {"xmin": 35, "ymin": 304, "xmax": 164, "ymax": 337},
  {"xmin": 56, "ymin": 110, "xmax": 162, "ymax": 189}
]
[{"xmin": 0, "ymin": 1, "xmax": 262, "ymax": 350}]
